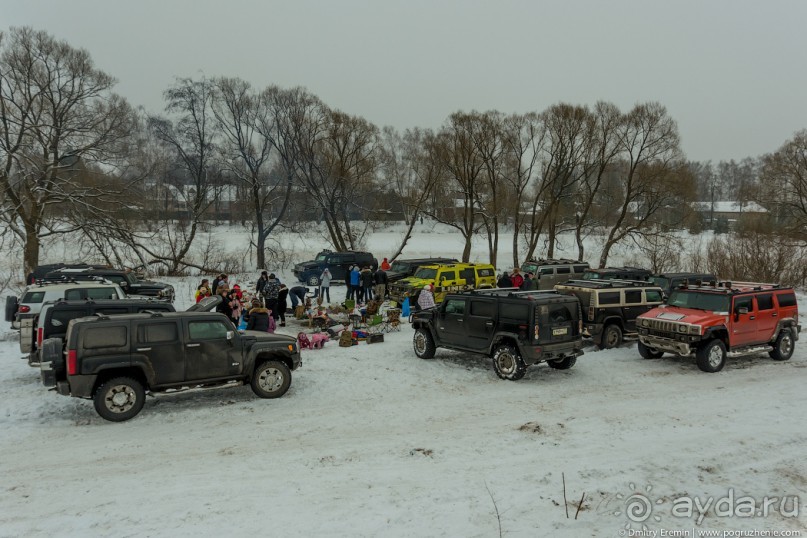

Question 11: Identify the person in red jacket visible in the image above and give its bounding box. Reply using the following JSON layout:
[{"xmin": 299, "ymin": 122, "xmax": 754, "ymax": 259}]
[
  {"xmin": 380, "ymin": 257, "xmax": 391, "ymax": 271},
  {"xmin": 510, "ymin": 268, "xmax": 524, "ymax": 289}
]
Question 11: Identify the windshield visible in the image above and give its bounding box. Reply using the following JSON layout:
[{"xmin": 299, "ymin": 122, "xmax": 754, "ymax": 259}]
[
  {"xmin": 125, "ymin": 273, "xmax": 138, "ymax": 285},
  {"xmin": 667, "ymin": 291, "xmax": 730, "ymax": 312},
  {"xmin": 581, "ymin": 271, "xmax": 601, "ymax": 280},
  {"xmin": 414, "ymin": 268, "xmax": 437, "ymax": 280},
  {"xmin": 390, "ymin": 262, "xmax": 409, "ymax": 273},
  {"xmin": 650, "ymin": 277, "xmax": 670, "ymax": 290},
  {"xmin": 521, "ymin": 263, "xmax": 538, "ymax": 274}
]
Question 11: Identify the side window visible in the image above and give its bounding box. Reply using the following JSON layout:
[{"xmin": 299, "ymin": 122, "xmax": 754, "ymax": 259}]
[
  {"xmin": 733, "ymin": 296, "xmax": 753, "ymax": 312},
  {"xmin": 624, "ymin": 290, "xmax": 642, "ymax": 304},
  {"xmin": 87, "ymin": 288, "xmax": 118, "ymax": 300},
  {"xmin": 756, "ymin": 294, "xmax": 773, "ymax": 311},
  {"xmin": 65, "ymin": 289, "xmax": 83, "ymax": 300},
  {"xmin": 477, "ymin": 268, "xmax": 495, "ymax": 278},
  {"xmin": 556, "ymin": 267, "xmax": 571, "ymax": 275},
  {"xmin": 440, "ymin": 271, "xmax": 457, "ymax": 283},
  {"xmin": 139, "ymin": 322, "xmax": 179, "ymax": 343},
  {"xmin": 540, "ymin": 267, "xmax": 554, "ymax": 275},
  {"xmin": 188, "ymin": 320, "xmax": 229, "ymax": 340},
  {"xmin": 573, "ymin": 265, "xmax": 588, "ymax": 273},
  {"xmin": 469, "ymin": 300, "xmax": 493, "ymax": 317},
  {"xmin": 49, "ymin": 308, "xmax": 86, "ymax": 329},
  {"xmin": 444, "ymin": 299, "xmax": 465, "ymax": 315},
  {"xmin": 84, "ymin": 326, "xmax": 127, "ymax": 349},
  {"xmin": 499, "ymin": 303, "xmax": 529, "ymax": 321},
  {"xmin": 777, "ymin": 292, "xmax": 797, "ymax": 308},
  {"xmin": 645, "ymin": 290, "xmax": 663, "ymax": 303},
  {"xmin": 598, "ymin": 291, "xmax": 621, "ymax": 305},
  {"xmin": 460, "ymin": 268, "xmax": 476, "ymax": 283},
  {"xmin": 96, "ymin": 307, "xmax": 128, "ymax": 315},
  {"xmin": 22, "ymin": 291, "xmax": 46, "ymax": 303}
]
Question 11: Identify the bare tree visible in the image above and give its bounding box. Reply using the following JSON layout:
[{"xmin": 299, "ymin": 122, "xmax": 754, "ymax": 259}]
[
  {"xmin": 474, "ymin": 111, "xmax": 507, "ymax": 267},
  {"xmin": 0, "ymin": 27, "xmax": 134, "ymax": 276},
  {"xmin": 758, "ymin": 130, "xmax": 807, "ymax": 239}
]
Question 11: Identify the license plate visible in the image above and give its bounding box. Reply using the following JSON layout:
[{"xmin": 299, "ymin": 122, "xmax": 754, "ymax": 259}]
[{"xmin": 552, "ymin": 327, "xmax": 568, "ymax": 336}]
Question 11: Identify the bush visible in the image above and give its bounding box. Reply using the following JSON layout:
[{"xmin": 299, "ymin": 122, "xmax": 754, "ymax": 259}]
[{"xmin": 706, "ymin": 232, "xmax": 807, "ymax": 287}]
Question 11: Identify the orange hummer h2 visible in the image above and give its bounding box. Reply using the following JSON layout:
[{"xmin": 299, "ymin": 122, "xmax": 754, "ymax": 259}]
[{"xmin": 636, "ymin": 281, "xmax": 800, "ymax": 372}]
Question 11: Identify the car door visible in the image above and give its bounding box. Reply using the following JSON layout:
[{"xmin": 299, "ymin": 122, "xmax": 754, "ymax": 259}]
[
  {"xmin": 622, "ymin": 289, "xmax": 645, "ymax": 332},
  {"xmin": 437, "ymin": 298, "xmax": 467, "ymax": 343},
  {"xmin": 465, "ymin": 298, "xmax": 496, "ymax": 350},
  {"xmin": 134, "ymin": 320, "xmax": 184, "ymax": 385},
  {"xmin": 327, "ymin": 255, "xmax": 347, "ymax": 281},
  {"xmin": 183, "ymin": 318, "xmax": 239, "ymax": 380},
  {"xmin": 730, "ymin": 295, "xmax": 757, "ymax": 347},
  {"xmin": 753, "ymin": 294, "xmax": 777, "ymax": 343}
]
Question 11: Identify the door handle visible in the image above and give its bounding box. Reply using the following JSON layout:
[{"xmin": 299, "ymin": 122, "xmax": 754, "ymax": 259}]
[
  {"xmin": 749, "ymin": 316, "xmax": 755, "ymax": 320},
  {"xmin": 186, "ymin": 343, "xmax": 200, "ymax": 348},
  {"xmin": 136, "ymin": 347, "xmax": 152, "ymax": 352},
  {"xmin": 772, "ymin": 313, "xmax": 778, "ymax": 317}
]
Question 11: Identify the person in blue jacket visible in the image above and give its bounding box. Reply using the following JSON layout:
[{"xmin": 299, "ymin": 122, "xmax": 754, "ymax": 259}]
[{"xmin": 348, "ymin": 265, "xmax": 361, "ymax": 301}]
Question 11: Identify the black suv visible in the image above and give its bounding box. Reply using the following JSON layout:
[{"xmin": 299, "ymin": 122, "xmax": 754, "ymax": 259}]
[
  {"xmin": 581, "ymin": 267, "xmax": 651, "ymax": 281},
  {"xmin": 20, "ymin": 298, "xmax": 178, "ymax": 366},
  {"xmin": 293, "ymin": 250, "xmax": 378, "ymax": 286},
  {"xmin": 46, "ymin": 267, "xmax": 175, "ymax": 302},
  {"xmin": 40, "ymin": 309, "xmax": 301, "ymax": 421},
  {"xmin": 649, "ymin": 272, "xmax": 717, "ymax": 298},
  {"xmin": 410, "ymin": 289, "xmax": 584, "ymax": 380},
  {"xmin": 554, "ymin": 280, "xmax": 664, "ymax": 348},
  {"xmin": 386, "ymin": 257, "xmax": 458, "ymax": 283}
]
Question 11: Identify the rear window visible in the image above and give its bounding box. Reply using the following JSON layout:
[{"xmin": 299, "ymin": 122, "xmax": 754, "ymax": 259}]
[
  {"xmin": 22, "ymin": 291, "xmax": 46, "ymax": 303},
  {"xmin": 139, "ymin": 322, "xmax": 178, "ymax": 343},
  {"xmin": 777, "ymin": 292, "xmax": 797, "ymax": 308},
  {"xmin": 573, "ymin": 265, "xmax": 588, "ymax": 273},
  {"xmin": 477, "ymin": 268, "xmax": 494, "ymax": 277},
  {"xmin": 84, "ymin": 326, "xmax": 127, "ymax": 349},
  {"xmin": 598, "ymin": 291, "xmax": 621, "ymax": 305}
]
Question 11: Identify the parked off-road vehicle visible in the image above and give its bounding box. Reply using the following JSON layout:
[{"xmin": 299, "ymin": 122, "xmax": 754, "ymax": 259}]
[
  {"xmin": 386, "ymin": 257, "xmax": 459, "ymax": 284},
  {"xmin": 40, "ymin": 309, "xmax": 301, "ymax": 421},
  {"xmin": 520, "ymin": 259, "xmax": 590, "ymax": 290},
  {"xmin": 20, "ymin": 298, "xmax": 178, "ymax": 366},
  {"xmin": 636, "ymin": 281, "xmax": 801, "ymax": 372},
  {"xmin": 649, "ymin": 272, "xmax": 717, "ymax": 298},
  {"xmin": 581, "ymin": 267, "xmax": 651, "ymax": 282},
  {"xmin": 6, "ymin": 279, "xmax": 126, "ymax": 329},
  {"xmin": 554, "ymin": 280, "xmax": 664, "ymax": 348},
  {"xmin": 27, "ymin": 263, "xmax": 109, "ymax": 284},
  {"xmin": 389, "ymin": 263, "xmax": 496, "ymax": 306},
  {"xmin": 293, "ymin": 250, "xmax": 378, "ymax": 286},
  {"xmin": 410, "ymin": 289, "xmax": 584, "ymax": 380},
  {"xmin": 46, "ymin": 267, "xmax": 175, "ymax": 302}
]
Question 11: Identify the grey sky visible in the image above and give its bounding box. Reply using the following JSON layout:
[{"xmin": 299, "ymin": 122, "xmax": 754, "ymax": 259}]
[{"xmin": 5, "ymin": 0, "xmax": 806, "ymax": 162}]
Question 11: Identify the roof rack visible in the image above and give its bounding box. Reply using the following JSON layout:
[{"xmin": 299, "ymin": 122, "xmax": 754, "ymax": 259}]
[
  {"xmin": 561, "ymin": 279, "xmax": 658, "ymax": 289},
  {"xmin": 679, "ymin": 280, "xmax": 783, "ymax": 293}
]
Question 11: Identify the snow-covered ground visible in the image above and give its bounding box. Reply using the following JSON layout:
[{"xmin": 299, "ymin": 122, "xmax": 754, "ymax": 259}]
[{"xmin": 1, "ymin": 226, "xmax": 805, "ymax": 537}]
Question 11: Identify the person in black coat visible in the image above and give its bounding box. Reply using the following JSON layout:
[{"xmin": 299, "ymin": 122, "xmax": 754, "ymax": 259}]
[
  {"xmin": 246, "ymin": 303, "xmax": 272, "ymax": 332},
  {"xmin": 277, "ymin": 284, "xmax": 289, "ymax": 327},
  {"xmin": 497, "ymin": 273, "xmax": 513, "ymax": 288}
]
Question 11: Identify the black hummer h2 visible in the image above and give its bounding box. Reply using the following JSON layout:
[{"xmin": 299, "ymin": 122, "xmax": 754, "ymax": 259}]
[
  {"xmin": 293, "ymin": 250, "xmax": 378, "ymax": 286},
  {"xmin": 40, "ymin": 310, "xmax": 301, "ymax": 421},
  {"xmin": 554, "ymin": 280, "xmax": 664, "ymax": 349},
  {"xmin": 410, "ymin": 289, "xmax": 584, "ymax": 381}
]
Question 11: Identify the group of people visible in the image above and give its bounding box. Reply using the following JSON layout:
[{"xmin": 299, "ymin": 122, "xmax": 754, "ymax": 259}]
[
  {"xmin": 496, "ymin": 267, "xmax": 538, "ymax": 290},
  {"xmin": 344, "ymin": 264, "xmax": 389, "ymax": 304}
]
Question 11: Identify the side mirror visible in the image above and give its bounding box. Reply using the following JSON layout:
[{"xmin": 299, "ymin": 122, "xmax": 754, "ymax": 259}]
[{"xmin": 226, "ymin": 330, "xmax": 234, "ymax": 341}]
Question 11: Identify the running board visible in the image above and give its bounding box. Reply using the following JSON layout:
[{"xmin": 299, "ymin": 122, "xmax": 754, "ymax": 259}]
[
  {"xmin": 147, "ymin": 380, "xmax": 244, "ymax": 397},
  {"xmin": 727, "ymin": 345, "xmax": 773, "ymax": 358}
]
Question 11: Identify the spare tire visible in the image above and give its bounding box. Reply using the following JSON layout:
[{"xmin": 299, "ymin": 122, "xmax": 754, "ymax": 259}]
[
  {"xmin": 41, "ymin": 338, "xmax": 64, "ymax": 373},
  {"xmin": 5, "ymin": 295, "xmax": 18, "ymax": 322}
]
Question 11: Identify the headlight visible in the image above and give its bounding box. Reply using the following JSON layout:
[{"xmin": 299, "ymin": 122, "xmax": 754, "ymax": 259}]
[
  {"xmin": 678, "ymin": 324, "xmax": 688, "ymax": 333},
  {"xmin": 640, "ymin": 318, "xmax": 650, "ymax": 327},
  {"xmin": 689, "ymin": 325, "xmax": 701, "ymax": 335}
]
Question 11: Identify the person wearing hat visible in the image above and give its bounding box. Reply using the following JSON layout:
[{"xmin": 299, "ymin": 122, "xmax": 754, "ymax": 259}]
[
  {"xmin": 417, "ymin": 282, "xmax": 436, "ymax": 311},
  {"xmin": 510, "ymin": 268, "xmax": 524, "ymax": 289},
  {"xmin": 520, "ymin": 271, "xmax": 538, "ymax": 291},
  {"xmin": 246, "ymin": 298, "xmax": 273, "ymax": 332}
]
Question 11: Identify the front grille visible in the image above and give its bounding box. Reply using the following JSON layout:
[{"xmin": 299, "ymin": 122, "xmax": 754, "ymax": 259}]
[
  {"xmin": 646, "ymin": 319, "xmax": 682, "ymax": 333},
  {"xmin": 648, "ymin": 329, "xmax": 677, "ymax": 339}
]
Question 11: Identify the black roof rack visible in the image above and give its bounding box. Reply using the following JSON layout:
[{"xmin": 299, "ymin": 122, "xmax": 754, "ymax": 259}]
[
  {"xmin": 560, "ymin": 279, "xmax": 659, "ymax": 289},
  {"xmin": 523, "ymin": 258, "xmax": 586, "ymax": 265}
]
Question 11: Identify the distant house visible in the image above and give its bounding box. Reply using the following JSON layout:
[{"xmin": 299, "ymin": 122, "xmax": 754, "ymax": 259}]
[{"xmin": 691, "ymin": 201, "xmax": 768, "ymax": 229}]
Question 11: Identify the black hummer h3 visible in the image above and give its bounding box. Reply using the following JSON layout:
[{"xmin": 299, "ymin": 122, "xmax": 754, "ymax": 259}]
[
  {"xmin": 410, "ymin": 289, "xmax": 584, "ymax": 381},
  {"xmin": 40, "ymin": 310, "xmax": 301, "ymax": 421}
]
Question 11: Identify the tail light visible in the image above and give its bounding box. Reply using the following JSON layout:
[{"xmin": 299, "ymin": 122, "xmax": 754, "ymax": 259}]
[
  {"xmin": 588, "ymin": 306, "xmax": 594, "ymax": 320},
  {"xmin": 67, "ymin": 350, "xmax": 78, "ymax": 376},
  {"xmin": 534, "ymin": 324, "xmax": 540, "ymax": 340},
  {"xmin": 37, "ymin": 327, "xmax": 43, "ymax": 347},
  {"xmin": 19, "ymin": 305, "xmax": 31, "ymax": 313},
  {"xmin": 579, "ymin": 320, "xmax": 583, "ymax": 333}
]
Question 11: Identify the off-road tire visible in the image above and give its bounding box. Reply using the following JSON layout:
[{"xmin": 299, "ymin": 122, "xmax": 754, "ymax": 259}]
[
  {"xmin": 306, "ymin": 275, "xmax": 321, "ymax": 287},
  {"xmin": 413, "ymin": 329, "xmax": 436, "ymax": 359},
  {"xmin": 769, "ymin": 329, "xmax": 795, "ymax": 361},
  {"xmin": 695, "ymin": 339, "xmax": 726, "ymax": 373},
  {"xmin": 547, "ymin": 356, "xmax": 577, "ymax": 370},
  {"xmin": 492, "ymin": 344, "xmax": 527, "ymax": 381},
  {"xmin": 599, "ymin": 324, "xmax": 623, "ymax": 349},
  {"xmin": 638, "ymin": 341, "xmax": 664, "ymax": 359},
  {"xmin": 5, "ymin": 295, "xmax": 18, "ymax": 322},
  {"xmin": 93, "ymin": 377, "xmax": 146, "ymax": 422},
  {"xmin": 251, "ymin": 360, "xmax": 292, "ymax": 399},
  {"xmin": 41, "ymin": 338, "xmax": 63, "ymax": 373}
]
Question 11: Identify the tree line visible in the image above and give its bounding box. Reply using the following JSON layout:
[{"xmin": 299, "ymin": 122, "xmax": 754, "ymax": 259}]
[{"xmin": 2, "ymin": 27, "xmax": 805, "ymax": 278}]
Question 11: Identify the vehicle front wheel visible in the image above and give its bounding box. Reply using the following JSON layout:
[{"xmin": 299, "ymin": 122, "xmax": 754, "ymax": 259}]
[
  {"xmin": 413, "ymin": 329, "xmax": 436, "ymax": 359},
  {"xmin": 638, "ymin": 341, "xmax": 664, "ymax": 359},
  {"xmin": 251, "ymin": 360, "xmax": 292, "ymax": 398},
  {"xmin": 599, "ymin": 324, "xmax": 623, "ymax": 349},
  {"xmin": 93, "ymin": 377, "xmax": 146, "ymax": 422},
  {"xmin": 492, "ymin": 344, "xmax": 526, "ymax": 380},
  {"xmin": 769, "ymin": 329, "xmax": 795, "ymax": 361},
  {"xmin": 695, "ymin": 339, "xmax": 726, "ymax": 373},
  {"xmin": 306, "ymin": 275, "xmax": 321, "ymax": 287},
  {"xmin": 547, "ymin": 356, "xmax": 576, "ymax": 370}
]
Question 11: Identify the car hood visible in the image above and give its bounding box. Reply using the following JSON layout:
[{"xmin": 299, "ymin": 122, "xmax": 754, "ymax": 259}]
[
  {"xmin": 187, "ymin": 295, "xmax": 222, "ymax": 312},
  {"xmin": 639, "ymin": 306, "xmax": 728, "ymax": 327},
  {"xmin": 134, "ymin": 279, "xmax": 171, "ymax": 289},
  {"xmin": 242, "ymin": 330, "xmax": 298, "ymax": 345},
  {"xmin": 386, "ymin": 271, "xmax": 409, "ymax": 282}
]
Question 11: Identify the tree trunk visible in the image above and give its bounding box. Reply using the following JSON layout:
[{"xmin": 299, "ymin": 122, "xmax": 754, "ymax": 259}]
[{"xmin": 23, "ymin": 222, "xmax": 40, "ymax": 278}]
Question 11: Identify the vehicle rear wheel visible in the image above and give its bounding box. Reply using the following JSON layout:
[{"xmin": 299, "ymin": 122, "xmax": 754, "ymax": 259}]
[
  {"xmin": 251, "ymin": 360, "xmax": 291, "ymax": 398},
  {"xmin": 492, "ymin": 344, "xmax": 526, "ymax": 380},
  {"xmin": 93, "ymin": 377, "xmax": 146, "ymax": 422},
  {"xmin": 599, "ymin": 324, "xmax": 623, "ymax": 349},
  {"xmin": 769, "ymin": 329, "xmax": 795, "ymax": 361},
  {"xmin": 547, "ymin": 356, "xmax": 576, "ymax": 370},
  {"xmin": 413, "ymin": 329, "xmax": 436, "ymax": 359},
  {"xmin": 638, "ymin": 341, "xmax": 664, "ymax": 359},
  {"xmin": 5, "ymin": 295, "xmax": 18, "ymax": 322},
  {"xmin": 306, "ymin": 275, "xmax": 320, "ymax": 287},
  {"xmin": 695, "ymin": 339, "xmax": 726, "ymax": 373}
]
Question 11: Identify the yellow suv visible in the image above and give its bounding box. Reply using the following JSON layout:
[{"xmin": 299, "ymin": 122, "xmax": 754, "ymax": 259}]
[{"xmin": 389, "ymin": 263, "xmax": 496, "ymax": 305}]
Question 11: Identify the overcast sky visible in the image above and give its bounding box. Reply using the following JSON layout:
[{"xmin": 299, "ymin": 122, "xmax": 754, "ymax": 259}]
[{"xmin": 5, "ymin": 0, "xmax": 806, "ymax": 162}]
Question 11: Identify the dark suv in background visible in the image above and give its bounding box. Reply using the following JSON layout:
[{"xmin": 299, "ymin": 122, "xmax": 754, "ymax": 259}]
[
  {"xmin": 293, "ymin": 250, "xmax": 378, "ymax": 286},
  {"xmin": 649, "ymin": 272, "xmax": 717, "ymax": 298},
  {"xmin": 581, "ymin": 267, "xmax": 651, "ymax": 282}
]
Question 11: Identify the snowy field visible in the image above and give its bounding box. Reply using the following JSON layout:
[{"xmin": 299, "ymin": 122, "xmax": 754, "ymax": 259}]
[{"xmin": 0, "ymin": 225, "xmax": 805, "ymax": 537}]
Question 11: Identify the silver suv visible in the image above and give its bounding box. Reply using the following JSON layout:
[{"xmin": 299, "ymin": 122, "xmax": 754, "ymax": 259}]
[{"xmin": 6, "ymin": 280, "xmax": 125, "ymax": 329}]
